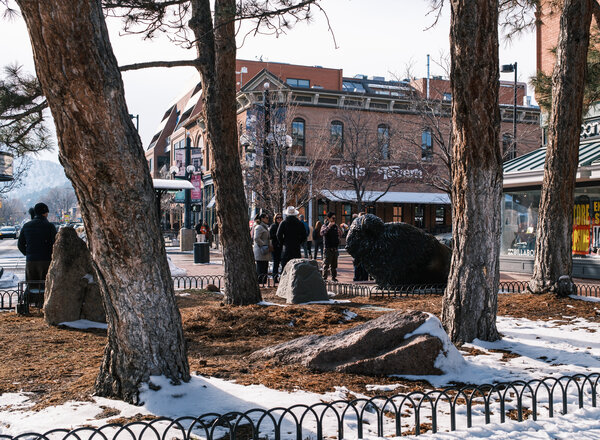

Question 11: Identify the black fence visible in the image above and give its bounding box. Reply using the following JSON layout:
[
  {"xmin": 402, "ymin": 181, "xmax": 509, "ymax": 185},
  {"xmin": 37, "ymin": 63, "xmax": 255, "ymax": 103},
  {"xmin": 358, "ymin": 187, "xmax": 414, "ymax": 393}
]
[{"xmin": 1, "ymin": 372, "xmax": 598, "ymax": 439}]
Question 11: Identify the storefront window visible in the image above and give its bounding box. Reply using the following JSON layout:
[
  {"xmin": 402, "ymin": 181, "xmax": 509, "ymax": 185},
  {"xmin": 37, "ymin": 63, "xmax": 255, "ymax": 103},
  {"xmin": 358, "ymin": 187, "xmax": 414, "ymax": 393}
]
[
  {"xmin": 435, "ymin": 206, "xmax": 445, "ymax": 225},
  {"xmin": 342, "ymin": 204, "xmax": 352, "ymax": 226},
  {"xmin": 393, "ymin": 205, "xmax": 403, "ymax": 222},
  {"xmin": 501, "ymin": 190, "xmax": 540, "ymax": 257},
  {"xmin": 414, "ymin": 205, "xmax": 425, "ymax": 229},
  {"xmin": 317, "ymin": 199, "xmax": 328, "ymax": 225}
]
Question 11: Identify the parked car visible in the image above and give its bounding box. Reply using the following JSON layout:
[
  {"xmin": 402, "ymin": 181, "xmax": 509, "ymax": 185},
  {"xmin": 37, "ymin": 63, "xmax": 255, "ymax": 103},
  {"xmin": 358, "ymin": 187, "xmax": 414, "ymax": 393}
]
[{"xmin": 0, "ymin": 226, "xmax": 18, "ymax": 239}]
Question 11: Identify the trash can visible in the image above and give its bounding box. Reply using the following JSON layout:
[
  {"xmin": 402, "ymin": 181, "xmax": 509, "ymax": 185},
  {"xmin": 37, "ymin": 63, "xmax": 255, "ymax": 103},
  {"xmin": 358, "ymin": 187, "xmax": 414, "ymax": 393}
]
[{"xmin": 194, "ymin": 242, "xmax": 210, "ymax": 264}]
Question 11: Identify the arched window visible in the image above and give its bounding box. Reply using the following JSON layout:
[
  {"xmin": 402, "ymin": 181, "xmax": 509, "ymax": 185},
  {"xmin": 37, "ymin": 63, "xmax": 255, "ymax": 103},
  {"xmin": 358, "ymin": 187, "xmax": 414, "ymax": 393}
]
[
  {"xmin": 421, "ymin": 128, "xmax": 433, "ymax": 161},
  {"xmin": 330, "ymin": 121, "xmax": 343, "ymax": 157},
  {"xmin": 291, "ymin": 118, "xmax": 306, "ymax": 156},
  {"xmin": 377, "ymin": 124, "xmax": 390, "ymax": 160}
]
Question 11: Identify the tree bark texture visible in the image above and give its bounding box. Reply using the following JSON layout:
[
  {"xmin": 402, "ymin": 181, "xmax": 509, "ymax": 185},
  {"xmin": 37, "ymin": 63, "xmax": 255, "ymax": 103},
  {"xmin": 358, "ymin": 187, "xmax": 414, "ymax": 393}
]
[
  {"xmin": 442, "ymin": 0, "xmax": 502, "ymax": 343},
  {"xmin": 529, "ymin": 0, "xmax": 592, "ymax": 296},
  {"xmin": 189, "ymin": 0, "xmax": 262, "ymax": 305},
  {"xmin": 17, "ymin": 0, "xmax": 190, "ymax": 402}
]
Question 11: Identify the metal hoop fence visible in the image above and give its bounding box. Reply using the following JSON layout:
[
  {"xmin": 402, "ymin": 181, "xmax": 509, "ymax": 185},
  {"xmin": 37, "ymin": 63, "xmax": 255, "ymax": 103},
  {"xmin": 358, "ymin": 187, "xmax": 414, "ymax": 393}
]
[{"xmin": 1, "ymin": 372, "xmax": 598, "ymax": 439}]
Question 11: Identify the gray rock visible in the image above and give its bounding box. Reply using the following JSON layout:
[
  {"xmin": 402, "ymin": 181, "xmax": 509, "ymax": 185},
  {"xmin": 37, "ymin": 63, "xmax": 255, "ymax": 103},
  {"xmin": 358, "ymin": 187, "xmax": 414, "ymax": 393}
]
[
  {"xmin": 346, "ymin": 214, "xmax": 451, "ymax": 286},
  {"xmin": 44, "ymin": 227, "xmax": 105, "ymax": 325},
  {"xmin": 250, "ymin": 310, "xmax": 448, "ymax": 375},
  {"xmin": 276, "ymin": 259, "xmax": 329, "ymax": 304}
]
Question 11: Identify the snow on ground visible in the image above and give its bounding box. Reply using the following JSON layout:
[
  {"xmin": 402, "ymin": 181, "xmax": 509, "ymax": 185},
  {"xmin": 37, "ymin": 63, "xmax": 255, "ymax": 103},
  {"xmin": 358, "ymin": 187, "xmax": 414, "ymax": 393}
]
[
  {"xmin": 167, "ymin": 255, "xmax": 187, "ymax": 276},
  {"xmin": 2, "ymin": 313, "xmax": 600, "ymax": 438},
  {"xmin": 58, "ymin": 319, "xmax": 107, "ymax": 330}
]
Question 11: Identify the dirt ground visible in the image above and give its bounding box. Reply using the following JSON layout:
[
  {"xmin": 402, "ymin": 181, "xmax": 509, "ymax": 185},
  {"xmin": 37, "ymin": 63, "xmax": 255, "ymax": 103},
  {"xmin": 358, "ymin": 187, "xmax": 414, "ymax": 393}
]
[{"xmin": 0, "ymin": 289, "xmax": 599, "ymax": 410}]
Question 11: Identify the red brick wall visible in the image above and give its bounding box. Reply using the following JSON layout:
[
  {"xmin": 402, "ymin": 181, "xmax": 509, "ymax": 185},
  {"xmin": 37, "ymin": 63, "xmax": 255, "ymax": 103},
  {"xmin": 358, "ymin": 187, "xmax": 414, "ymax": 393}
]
[{"xmin": 236, "ymin": 59, "xmax": 343, "ymax": 91}]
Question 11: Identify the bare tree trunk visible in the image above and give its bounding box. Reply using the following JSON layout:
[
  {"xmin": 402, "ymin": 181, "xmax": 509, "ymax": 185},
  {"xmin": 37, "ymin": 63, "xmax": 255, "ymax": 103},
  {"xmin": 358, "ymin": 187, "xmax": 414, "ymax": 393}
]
[
  {"xmin": 189, "ymin": 0, "xmax": 261, "ymax": 305},
  {"xmin": 529, "ymin": 0, "xmax": 592, "ymax": 297},
  {"xmin": 16, "ymin": 0, "xmax": 189, "ymax": 402},
  {"xmin": 441, "ymin": 0, "xmax": 502, "ymax": 343}
]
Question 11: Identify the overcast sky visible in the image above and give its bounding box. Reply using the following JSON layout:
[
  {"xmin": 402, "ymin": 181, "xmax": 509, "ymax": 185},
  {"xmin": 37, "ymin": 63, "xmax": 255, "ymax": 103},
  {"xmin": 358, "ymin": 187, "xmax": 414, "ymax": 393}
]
[{"xmin": 0, "ymin": 1, "xmax": 536, "ymax": 163}]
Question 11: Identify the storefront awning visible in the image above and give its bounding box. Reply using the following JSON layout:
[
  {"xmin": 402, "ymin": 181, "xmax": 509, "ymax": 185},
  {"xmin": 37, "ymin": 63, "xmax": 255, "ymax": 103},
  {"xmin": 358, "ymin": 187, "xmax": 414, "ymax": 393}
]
[
  {"xmin": 322, "ymin": 190, "xmax": 450, "ymax": 204},
  {"xmin": 504, "ymin": 140, "xmax": 600, "ymax": 188},
  {"xmin": 153, "ymin": 178, "xmax": 194, "ymax": 191}
]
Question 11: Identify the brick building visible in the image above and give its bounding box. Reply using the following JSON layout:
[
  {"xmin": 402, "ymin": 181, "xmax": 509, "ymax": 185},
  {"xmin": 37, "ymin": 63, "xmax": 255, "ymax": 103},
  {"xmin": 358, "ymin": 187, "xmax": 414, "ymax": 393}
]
[{"xmin": 147, "ymin": 59, "xmax": 541, "ymax": 233}]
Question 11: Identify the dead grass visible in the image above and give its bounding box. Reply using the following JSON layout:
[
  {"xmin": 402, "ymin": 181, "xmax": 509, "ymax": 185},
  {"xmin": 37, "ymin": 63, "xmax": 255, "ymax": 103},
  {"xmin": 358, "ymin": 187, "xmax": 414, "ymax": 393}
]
[{"xmin": 0, "ymin": 290, "xmax": 598, "ymax": 409}]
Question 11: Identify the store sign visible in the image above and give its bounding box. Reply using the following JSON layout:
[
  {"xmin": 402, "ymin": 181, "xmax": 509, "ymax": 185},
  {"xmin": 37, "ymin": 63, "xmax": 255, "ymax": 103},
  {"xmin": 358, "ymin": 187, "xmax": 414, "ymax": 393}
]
[
  {"xmin": 581, "ymin": 119, "xmax": 600, "ymax": 139},
  {"xmin": 0, "ymin": 152, "xmax": 13, "ymax": 182},
  {"xmin": 573, "ymin": 202, "xmax": 592, "ymax": 254},
  {"xmin": 329, "ymin": 164, "xmax": 423, "ymax": 180}
]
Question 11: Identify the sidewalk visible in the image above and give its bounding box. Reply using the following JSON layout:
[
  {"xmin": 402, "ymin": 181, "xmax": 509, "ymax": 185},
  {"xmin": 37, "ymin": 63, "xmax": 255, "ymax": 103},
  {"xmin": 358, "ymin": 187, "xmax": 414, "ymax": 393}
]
[{"xmin": 168, "ymin": 246, "xmax": 591, "ymax": 285}]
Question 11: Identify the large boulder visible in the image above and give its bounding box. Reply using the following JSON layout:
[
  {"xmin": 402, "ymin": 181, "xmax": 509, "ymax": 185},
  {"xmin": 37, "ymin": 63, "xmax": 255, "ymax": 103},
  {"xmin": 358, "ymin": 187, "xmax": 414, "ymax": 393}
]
[
  {"xmin": 44, "ymin": 227, "xmax": 106, "ymax": 325},
  {"xmin": 346, "ymin": 214, "xmax": 451, "ymax": 286},
  {"xmin": 250, "ymin": 310, "xmax": 464, "ymax": 376},
  {"xmin": 276, "ymin": 259, "xmax": 329, "ymax": 304}
]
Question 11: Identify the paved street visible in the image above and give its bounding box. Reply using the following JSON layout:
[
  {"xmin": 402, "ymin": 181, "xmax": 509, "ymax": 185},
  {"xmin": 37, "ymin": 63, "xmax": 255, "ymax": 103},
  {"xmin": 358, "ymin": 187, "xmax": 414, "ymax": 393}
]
[{"xmin": 0, "ymin": 238, "xmax": 25, "ymax": 279}]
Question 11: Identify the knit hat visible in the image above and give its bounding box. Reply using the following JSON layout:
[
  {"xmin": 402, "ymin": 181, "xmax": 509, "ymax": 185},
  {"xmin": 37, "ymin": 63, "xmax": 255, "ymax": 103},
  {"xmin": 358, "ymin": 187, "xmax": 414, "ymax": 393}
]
[{"xmin": 34, "ymin": 202, "xmax": 49, "ymax": 216}]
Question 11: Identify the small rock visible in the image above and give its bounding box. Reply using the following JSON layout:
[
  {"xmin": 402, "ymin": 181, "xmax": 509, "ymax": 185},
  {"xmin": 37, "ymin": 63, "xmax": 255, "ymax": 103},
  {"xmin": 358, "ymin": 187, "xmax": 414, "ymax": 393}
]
[{"xmin": 206, "ymin": 284, "xmax": 220, "ymax": 292}]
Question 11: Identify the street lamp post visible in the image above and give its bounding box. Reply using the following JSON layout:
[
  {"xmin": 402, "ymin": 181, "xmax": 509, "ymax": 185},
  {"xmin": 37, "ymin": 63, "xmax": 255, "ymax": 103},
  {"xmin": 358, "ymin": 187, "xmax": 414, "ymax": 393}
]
[{"xmin": 501, "ymin": 62, "xmax": 517, "ymax": 159}]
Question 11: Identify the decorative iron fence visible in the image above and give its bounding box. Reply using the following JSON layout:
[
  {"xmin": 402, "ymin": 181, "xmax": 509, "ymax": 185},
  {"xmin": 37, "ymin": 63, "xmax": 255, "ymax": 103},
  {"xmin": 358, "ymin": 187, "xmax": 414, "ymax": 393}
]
[{"xmin": 1, "ymin": 372, "xmax": 598, "ymax": 439}]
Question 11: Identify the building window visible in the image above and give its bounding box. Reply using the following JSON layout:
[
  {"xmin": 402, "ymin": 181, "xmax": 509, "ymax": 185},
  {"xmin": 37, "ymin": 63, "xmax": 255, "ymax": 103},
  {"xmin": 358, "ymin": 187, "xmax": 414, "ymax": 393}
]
[
  {"xmin": 330, "ymin": 121, "xmax": 343, "ymax": 156},
  {"xmin": 435, "ymin": 206, "xmax": 445, "ymax": 225},
  {"xmin": 377, "ymin": 124, "xmax": 390, "ymax": 160},
  {"xmin": 317, "ymin": 199, "xmax": 328, "ymax": 225},
  {"xmin": 393, "ymin": 205, "xmax": 403, "ymax": 223},
  {"xmin": 503, "ymin": 133, "xmax": 517, "ymax": 161},
  {"xmin": 421, "ymin": 129, "xmax": 433, "ymax": 161},
  {"xmin": 443, "ymin": 93, "xmax": 452, "ymax": 101},
  {"xmin": 414, "ymin": 205, "xmax": 425, "ymax": 229},
  {"xmin": 291, "ymin": 118, "xmax": 306, "ymax": 156},
  {"xmin": 286, "ymin": 78, "xmax": 310, "ymax": 88},
  {"xmin": 342, "ymin": 203, "xmax": 352, "ymax": 226},
  {"xmin": 149, "ymin": 158, "xmax": 153, "ymax": 172}
]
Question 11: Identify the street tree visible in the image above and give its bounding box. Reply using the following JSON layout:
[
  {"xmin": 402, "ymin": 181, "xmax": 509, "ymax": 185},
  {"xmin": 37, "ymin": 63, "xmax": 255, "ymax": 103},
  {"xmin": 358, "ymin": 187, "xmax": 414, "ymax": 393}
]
[
  {"xmin": 110, "ymin": 0, "xmax": 328, "ymax": 305},
  {"xmin": 0, "ymin": 64, "xmax": 53, "ymax": 194},
  {"xmin": 0, "ymin": 197, "xmax": 24, "ymax": 224},
  {"xmin": 239, "ymin": 91, "xmax": 330, "ymax": 216},
  {"xmin": 441, "ymin": 0, "xmax": 503, "ymax": 343},
  {"xmin": 529, "ymin": 0, "xmax": 594, "ymax": 296},
  {"xmin": 41, "ymin": 186, "xmax": 77, "ymax": 219},
  {"xmin": 313, "ymin": 107, "xmax": 420, "ymax": 212},
  {"xmin": 14, "ymin": 0, "xmax": 190, "ymax": 403}
]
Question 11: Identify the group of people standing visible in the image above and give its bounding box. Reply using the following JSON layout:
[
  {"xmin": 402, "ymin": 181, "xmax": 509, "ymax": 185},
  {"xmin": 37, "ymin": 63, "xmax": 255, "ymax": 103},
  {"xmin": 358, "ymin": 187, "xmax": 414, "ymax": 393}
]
[{"xmin": 252, "ymin": 206, "xmax": 343, "ymax": 283}]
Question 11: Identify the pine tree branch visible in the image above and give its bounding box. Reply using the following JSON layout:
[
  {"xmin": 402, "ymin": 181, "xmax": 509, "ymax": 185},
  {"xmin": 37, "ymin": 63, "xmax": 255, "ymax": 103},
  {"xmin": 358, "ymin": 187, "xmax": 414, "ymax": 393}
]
[{"xmin": 119, "ymin": 59, "xmax": 201, "ymax": 71}]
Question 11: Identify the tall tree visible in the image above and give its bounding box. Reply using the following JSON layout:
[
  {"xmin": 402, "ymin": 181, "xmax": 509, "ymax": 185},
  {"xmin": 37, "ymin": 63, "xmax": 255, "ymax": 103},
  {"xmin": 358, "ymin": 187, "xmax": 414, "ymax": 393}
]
[
  {"xmin": 441, "ymin": 0, "xmax": 502, "ymax": 343},
  {"xmin": 529, "ymin": 0, "xmax": 593, "ymax": 296},
  {"xmin": 187, "ymin": 0, "xmax": 261, "ymax": 304},
  {"xmin": 15, "ymin": 0, "xmax": 189, "ymax": 402},
  {"xmin": 112, "ymin": 0, "xmax": 325, "ymax": 305}
]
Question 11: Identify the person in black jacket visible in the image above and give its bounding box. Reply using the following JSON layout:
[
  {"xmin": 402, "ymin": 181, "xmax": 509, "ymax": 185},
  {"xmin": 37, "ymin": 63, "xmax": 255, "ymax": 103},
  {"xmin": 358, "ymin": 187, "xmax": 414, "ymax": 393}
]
[
  {"xmin": 269, "ymin": 213, "xmax": 283, "ymax": 282},
  {"xmin": 321, "ymin": 211, "xmax": 342, "ymax": 282},
  {"xmin": 276, "ymin": 206, "xmax": 307, "ymax": 271},
  {"xmin": 18, "ymin": 202, "xmax": 57, "ymax": 286}
]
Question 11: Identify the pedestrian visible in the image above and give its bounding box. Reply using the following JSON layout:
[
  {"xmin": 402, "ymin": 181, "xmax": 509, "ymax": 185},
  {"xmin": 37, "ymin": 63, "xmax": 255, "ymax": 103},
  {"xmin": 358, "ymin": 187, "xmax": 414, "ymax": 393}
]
[
  {"xmin": 299, "ymin": 214, "xmax": 312, "ymax": 258},
  {"xmin": 28, "ymin": 207, "xmax": 35, "ymax": 219},
  {"xmin": 321, "ymin": 211, "xmax": 342, "ymax": 282},
  {"xmin": 203, "ymin": 222, "xmax": 212, "ymax": 246},
  {"xmin": 212, "ymin": 221, "xmax": 219, "ymax": 249},
  {"xmin": 253, "ymin": 213, "xmax": 271, "ymax": 283},
  {"xmin": 270, "ymin": 213, "xmax": 283, "ymax": 282},
  {"xmin": 17, "ymin": 202, "xmax": 57, "ymax": 299},
  {"xmin": 313, "ymin": 221, "xmax": 324, "ymax": 260},
  {"xmin": 276, "ymin": 206, "xmax": 307, "ymax": 271},
  {"xmin": 306, "ymin": 221, "xmax": 314, "ymax": 259}
]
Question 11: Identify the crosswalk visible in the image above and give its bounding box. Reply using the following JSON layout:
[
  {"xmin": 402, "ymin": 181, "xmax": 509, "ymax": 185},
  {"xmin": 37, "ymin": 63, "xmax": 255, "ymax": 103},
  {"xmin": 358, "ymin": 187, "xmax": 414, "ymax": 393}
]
[{"xmin": 0, "ymin": 256, "xmax": 26, "ymax": 270}]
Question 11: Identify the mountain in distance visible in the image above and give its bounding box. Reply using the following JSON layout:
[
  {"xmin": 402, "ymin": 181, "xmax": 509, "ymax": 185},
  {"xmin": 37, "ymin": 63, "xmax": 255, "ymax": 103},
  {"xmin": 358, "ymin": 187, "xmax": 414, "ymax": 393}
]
[{"xmin": 7, "ymin": 158, "xmax": 71, "ymax": 204}]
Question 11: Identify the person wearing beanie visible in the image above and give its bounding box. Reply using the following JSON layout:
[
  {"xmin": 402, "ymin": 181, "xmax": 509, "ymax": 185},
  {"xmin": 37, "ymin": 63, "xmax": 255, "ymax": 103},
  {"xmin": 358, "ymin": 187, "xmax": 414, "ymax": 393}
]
[{"xmin": 18, "ymin": 201, "xmax": 57, "ymax": 293}]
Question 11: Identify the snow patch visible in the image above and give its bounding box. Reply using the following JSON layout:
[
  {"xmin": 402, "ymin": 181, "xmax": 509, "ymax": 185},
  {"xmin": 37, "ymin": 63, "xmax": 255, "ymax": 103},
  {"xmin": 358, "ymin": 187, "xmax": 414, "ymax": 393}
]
[
  {"xmin": 58, "ymin": 320, "xmax": 107, "ymax": 330},
  {"xmin": 167, "ymin": 255, "xmax": 187, "ymax": 276},
  {"xmin": 0, "ymin": 271, "xmax": 19, "ymax": 288},
  {"xmin": 342, "ymin": 309, "xmax": 357, "ymax": 321},
  {"xmin": 403, "ymin": 313, "xmax": 467, "ymax": 375},
  {"xmin": 570, "ymin": 295, "xmax": 600, "ymax": 303}
]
